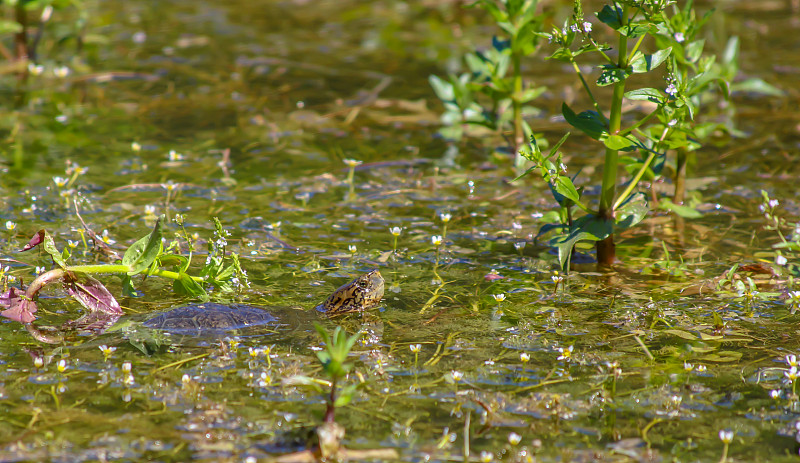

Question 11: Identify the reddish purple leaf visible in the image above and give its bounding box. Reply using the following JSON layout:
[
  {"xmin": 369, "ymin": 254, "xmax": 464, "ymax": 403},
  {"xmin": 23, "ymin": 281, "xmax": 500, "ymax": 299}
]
[
  {"xmin": 63, "ymin": 272, "xmax": 122, "ymax": 316},
  {"xmin": 1, "ymin": 298, "xmax": 38, "ymax": 323},
  {"xmin": 0, "ymin": 287, "xmax": 22, "ymax": 309},
  {"xmin": 21, "ymin": 230, "xmax": 46, "ymax": 252}
]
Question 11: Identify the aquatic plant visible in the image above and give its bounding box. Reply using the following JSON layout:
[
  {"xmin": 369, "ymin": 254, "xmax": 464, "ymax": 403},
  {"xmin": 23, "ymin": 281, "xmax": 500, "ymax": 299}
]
[
  {"xmin": 515, "ymin": 0, "xmax": 756, "ymax": 268},
  {"xmin": 0, "ymin": 215, "xmax": 248, "ymax": 341},
  {"xmin": 285, "ymin": 324, "xmax": 362, "ymax": 459},
  {"xmin": 429, "ymin": 0, "xmax": 548, "ymax": 166}
]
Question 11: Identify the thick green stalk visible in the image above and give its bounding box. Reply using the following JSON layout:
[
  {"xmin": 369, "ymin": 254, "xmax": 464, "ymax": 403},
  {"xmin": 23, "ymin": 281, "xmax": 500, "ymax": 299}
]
[
  {"xmin": 65, "ymin": 264, "xmax": 204, "ymax": 282},
  {"xmin": 597, "ymin": 5, "xmax": 630, "ymax": 266}
]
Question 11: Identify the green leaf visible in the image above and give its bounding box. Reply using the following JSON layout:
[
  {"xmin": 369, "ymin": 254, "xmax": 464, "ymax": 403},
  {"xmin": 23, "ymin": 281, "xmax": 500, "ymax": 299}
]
[
  {"xmin": 0, "ymin": 20, "xmax": 23, "ymax": 35},
  {"xmin": 334, "ymin": 383, "xmax": 359, "ymax": 407},
  {"xmin": 596, "ymin": 65, "xmax": 631, "ymax": 86},
  {"xmin": 550, "ymin": 214, "xmax": 613, "ymax": 269},
  {"xmin": 659, "ymin": 198, "xmax": 702, "ymax": 218},
  {"xmin": 615, "ymin": 193, "xmax": 648, "ymax": 231},
  {"xmin": 619, "ymin": 23, "xmax": 650, "ymax": 38},
  {"xmin": 685, "ymin": 39, "xmax": 705, "ymax": 63},
  {"xmin": 547, "ymin": 47, "xmax": 574, "ymax": 62},
  {"xmin": 429, "ymin": 75, "xmax": 455, "ymax": 102},
  {"xmin": 552, "ymin": 176, "xmax": 581, "ymax": 205},
  {"xmin": 173, "ymin": 272, "xmax": 209, "ymax": 301},
  {"xmin": 624, "ymin": 88, "xmax": 663, "ymax": 103},
  {"xmin": 562, "ymin": 103, "xmax": 607, "ymax": 139},
  {"xmin": 631, "ymin": 47, "xmax": 671, "ymax": 73},
  {"xmin": 597, "ymin": 5, "xmax": 623, "ymax": 30},
  {"xmin": 730, "ymin": 78, "xmax": 784, "ymax": 97},
  {"xmin": 602, "ymin": 134, "xmax": 637, "ymax": 150},
  {"xmin": 122, "ymin": 216, "xmax": 164, "ymax": 276},
  {"xmin": 43, "ymin": 231, "xmax": 68, "ymax": 269}
]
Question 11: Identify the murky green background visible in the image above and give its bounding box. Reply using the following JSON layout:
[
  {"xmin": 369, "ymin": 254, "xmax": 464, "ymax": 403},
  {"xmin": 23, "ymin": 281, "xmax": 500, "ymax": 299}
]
[{"xmin": 2, "ymin": 0, "xmax": 800, "ymax": 461}]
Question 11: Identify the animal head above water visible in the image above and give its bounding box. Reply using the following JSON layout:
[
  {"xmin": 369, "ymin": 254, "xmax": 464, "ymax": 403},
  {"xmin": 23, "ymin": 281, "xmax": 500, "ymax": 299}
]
[{"xmin": 317, "ymin": 269, "xmax": 385, "ymax": 315}]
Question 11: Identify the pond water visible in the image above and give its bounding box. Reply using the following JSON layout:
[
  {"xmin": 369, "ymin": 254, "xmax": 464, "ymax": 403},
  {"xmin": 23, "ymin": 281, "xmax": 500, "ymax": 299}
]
[{"xmin": 2, "ymin": 0, "xmax": 800, "ymax": 461}]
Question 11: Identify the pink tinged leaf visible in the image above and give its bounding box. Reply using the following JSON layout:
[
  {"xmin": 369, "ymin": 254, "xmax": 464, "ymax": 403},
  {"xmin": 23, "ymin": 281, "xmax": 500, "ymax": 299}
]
[
  {"xmin": 0, "ymin": 287, "xmax": 22, "ymax": 309},
  {"xmin": 63, "ymin": 273, "xmax": 122, "ymax": 316},
  {"xmin": 1, "ymin": 298, "xmax": 38, "ymax": 324},
  {"xmin": 21, "ymin": 230, "xmax": 46, "ymax": 252},
  {"xmin": 484, "ymin": 273, "xmax": 505, "ymax": 281}
]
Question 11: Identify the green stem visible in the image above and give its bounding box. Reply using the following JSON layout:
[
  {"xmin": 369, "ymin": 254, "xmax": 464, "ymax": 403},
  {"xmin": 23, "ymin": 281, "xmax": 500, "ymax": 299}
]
[
  {"xmin": 512, "ymin": 49, "xmax": 524, "ymax": 160},
  {"xmin": 620, "ymin": 106, "xmax": 660, "ymax": 136},
  {"xmin": 65, "ymin": 264, "xmax": 205, "ymax": 282},
  {"xmin": 614, "ymin": 126, "xmax": 669, "ymax": 210},
  {"xmin": 570, "ymin": 59, "xmax": 606, "ymax": 123},
  {"xmin": 598, "ymin": 6, "xmax": 630, "ymax": 219}
]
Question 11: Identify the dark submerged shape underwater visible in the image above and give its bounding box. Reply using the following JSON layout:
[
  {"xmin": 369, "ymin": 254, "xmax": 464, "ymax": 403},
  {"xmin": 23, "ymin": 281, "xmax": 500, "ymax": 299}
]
[{"xmin": 143, "ymin": 270, "xmax": 385, "ymax": 333}]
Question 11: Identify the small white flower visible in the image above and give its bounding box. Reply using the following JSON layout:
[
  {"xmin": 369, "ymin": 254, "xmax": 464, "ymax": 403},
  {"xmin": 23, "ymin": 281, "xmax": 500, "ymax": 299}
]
[
  {"xmin": 131, "ymin": 142, "xmax": 142, "ymax": 152},
  {"xmin": 480, "ymin": 451, "xmax": 493, "ymax": 462},
  {"xmin": 770, "ymin": 389, "xmax": 781, "ymax": 399},
  {"xmin": 99, "ymin": 345, "xmax": 117, "ymax": 358},
  {"xmin": 508, "ymin": 432, "xmax": 522, "ymax": 445},
  {"xmin": 674, "ymin": 32, "xmax": 685, "ymax": 43},
  {"xmin": 390, "ymin": 226, "xmax": 402, "ymax": 236},
  {"xmin": 410, "ymin": 344, "xmax": 422, "ymax": 353},
  {"xmin": 665, "ymin": 83, "xmax": 678, "ymax": 96},
  {"xmin": 27, "ymin": 63, "xmax": 44, "ymax": 76},
  {"xmin": 718, "ymin": 429, "xmax": 734, "ymax": 443},
  {"xmin": 34, "ymin": 357, "xmax": 44, "ymax": 368},
  {"xmin": 57, "ymin": 359, "xmax": 67, "ymax": 373},
  {"xmin": 786, "ymin": 355, "xmax": 798, "ymax": 367},
  {"xmin": 769, "ymin": 199, "xmax": 779, "ymax": 208},
  {"xmin": 343, "ymin": 159, "xmax": 363, "ymax": 167},
  {"xmin": 492, "ymin": 293, "xmax": 506, "ymax": 302},
  {"xmin": 557, "ymin": 345, "xmax": 574, "ymax": 362},
  {"xmin": 785, "ymin": 366, "xmax": 798, "ymax": 381},
  {"xmin": 168, "ymin": 150, "xmax": 183, "ymax": 161},
  {"xmin": 668, "ymin": 119, "xmax": 678, "ymax": 127},
  {"xmin": 181, "ymin": 374, "xmax": 191, "ymax": 385},
  {"xmin": 451, "ymin": 370, "xmax": 464, "ymax": 382},
  {"xmin": 348, "ymin": 244, "xmax": 357, "ymax": 254},
  {"xmin": 67, "ymin": 240, "xmax": 78, "ymax": 248},
  {"xmin": 431, "ymin": 235, "xmax": 443, "ymax": 246},
  {"xmin": 144, "ymin": 205, "xmax": 156, "ymax": 216},
  {"xmin": 101, "ymin": 229, "xmax": 115, "ymax": 245},
  {"xmin": 121, "ymin": 361, "xmax": 132, "ymax": 373},
  {"xmin": 53, "ymin": 66, "xmax": 70, "ymax": 78},
  {"xmin": 439, "ymin": 212, "xmax": 452, "ymax": 223},
  {"xmin": 53, "ymin": 177, "xmax": 68, "ymax": 187},
  {"xmin": 582, "ymin": 21, "xmax": 592, "ymax": 33},
  {"xmin": 569, "ymin": 24, "xmax": 579, "ymax": 32},
  {"xmin": 5, "ymin": 221, "xmax": 15, "ymax": 231},
  {"xmin": 520, "ymin": 352, "xmax": 530, "ymax": 363},
  {"xmin": 696, "ymin": 364, "xmax": 707, "ymax": 373}
]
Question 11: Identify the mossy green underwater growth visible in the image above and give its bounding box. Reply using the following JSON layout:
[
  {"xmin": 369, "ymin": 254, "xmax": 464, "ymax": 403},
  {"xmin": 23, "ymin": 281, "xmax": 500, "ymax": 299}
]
[{"xmin": 1, "ymin": 0, "xmax": 799, "ymax": 461}]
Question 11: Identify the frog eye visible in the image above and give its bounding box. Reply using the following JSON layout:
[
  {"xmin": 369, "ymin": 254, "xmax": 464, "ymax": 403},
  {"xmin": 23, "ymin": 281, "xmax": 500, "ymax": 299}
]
[{"xmin": 357, "ymin": 279, "xmax": 369, "ymax": 289}]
